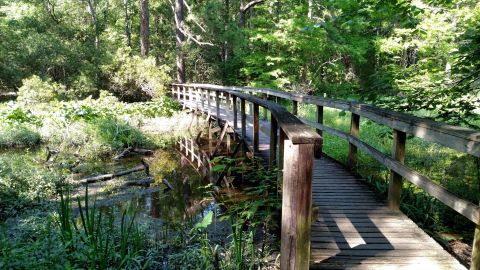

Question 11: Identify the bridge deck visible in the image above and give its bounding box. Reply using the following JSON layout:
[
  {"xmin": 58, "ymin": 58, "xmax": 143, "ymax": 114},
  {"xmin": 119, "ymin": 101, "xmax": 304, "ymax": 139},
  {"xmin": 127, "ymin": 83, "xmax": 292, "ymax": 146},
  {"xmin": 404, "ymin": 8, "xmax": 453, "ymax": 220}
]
[{"xmin": 181, "ymin": 99, "xmax": 465, "ymax": 269}]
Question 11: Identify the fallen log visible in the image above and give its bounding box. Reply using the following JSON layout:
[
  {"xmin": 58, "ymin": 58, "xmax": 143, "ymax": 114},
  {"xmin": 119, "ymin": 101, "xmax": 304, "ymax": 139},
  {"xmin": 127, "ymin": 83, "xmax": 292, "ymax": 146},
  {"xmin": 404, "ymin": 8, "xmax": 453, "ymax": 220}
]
[
  {"xmin": 120, "ymin": 177, "xmax": 155, "ymax": 188},
  {"xmin": 114, "ymin": 147, "xmax": 154, "ymax": 160},
  {"xmin": 79, "ymin": 162, "xmax": 149, "ymax": 184},
  {"xmin": 162, "ymin": 179, "xmax": 174, "ymax": 190}
]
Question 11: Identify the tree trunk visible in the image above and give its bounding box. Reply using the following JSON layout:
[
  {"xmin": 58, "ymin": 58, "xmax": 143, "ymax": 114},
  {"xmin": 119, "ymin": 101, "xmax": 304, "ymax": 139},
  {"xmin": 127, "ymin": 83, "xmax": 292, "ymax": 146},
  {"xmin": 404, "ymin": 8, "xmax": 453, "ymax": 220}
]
[
  {"xmin": 139, "ymin": 0, "xmax": 149, "ymax": 56},
  {"xmin": 85, "ymin": 0, "xmax": 100, "ymax": 48},
  {"xmin": 175, "ymin": 0, "xmax": 186, "ymax": 83},
  {"xmin": 124, "ymin": 0, "xmax": 132, "ymax": 48}
]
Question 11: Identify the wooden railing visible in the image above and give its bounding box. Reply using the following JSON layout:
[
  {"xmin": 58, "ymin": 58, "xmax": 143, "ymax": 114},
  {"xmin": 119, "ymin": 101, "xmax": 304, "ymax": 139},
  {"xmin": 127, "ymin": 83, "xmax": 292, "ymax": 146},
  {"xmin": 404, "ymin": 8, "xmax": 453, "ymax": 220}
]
[
  {"xmin": 171, "ymin": 83, "xmax": 322, "ymax": 270},
  {"xmin": 172, "ymin": 83, "xmax": 480, "ymax": 269},
  {"xmin": 175, "ymin": 83, "xmax": 480, "ymax": 269},
  {"xmin": 177, "ymin": 137, "xmax": 212, "ymax": 179}
]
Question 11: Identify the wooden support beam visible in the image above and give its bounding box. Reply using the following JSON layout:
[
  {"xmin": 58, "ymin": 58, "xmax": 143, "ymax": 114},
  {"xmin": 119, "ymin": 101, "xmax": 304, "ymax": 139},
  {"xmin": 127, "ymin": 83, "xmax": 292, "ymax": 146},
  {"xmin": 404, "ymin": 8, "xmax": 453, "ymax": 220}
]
[
  {"xmin": 314, "ymin": 105, "xmax": 323, "ymax": 158},
  {"xmin": 281, "ymin": 140, "xmax": 313, "ymax": 270},
  {"xmin": 388, "ymin": 129, "xmax": 406, "ymax": 211},
  {"xmin": 233, "ymin": 96, "xmax": 238, "ymax": 129},
  {"xmin": 201, "ymin": 88, "xmax": 205, "ymax": 109},
  {"xmin": 348, "ymin": 113, "xmax": 360, "ymax": 169},
  {"xmin": 213, "ymin": 123, "xmax": 229, "ymax": 156},
  {"xmin": 270, "ymin": 116, "xmax": 278, "ymax": 167},
  {"xmin": 292, "ymin": 100, "xmax": 298, "ymax": 115},
  {"xmin": 253, "ymin": 104, "xmax": 259, "ymax": 153},
  {"xmin": 241, "ymin": 98, "xmax": 247, "ymax": 154},
  {"xmin": 215, "ymin": 91, "xmax": 220, "ymax": 125}
]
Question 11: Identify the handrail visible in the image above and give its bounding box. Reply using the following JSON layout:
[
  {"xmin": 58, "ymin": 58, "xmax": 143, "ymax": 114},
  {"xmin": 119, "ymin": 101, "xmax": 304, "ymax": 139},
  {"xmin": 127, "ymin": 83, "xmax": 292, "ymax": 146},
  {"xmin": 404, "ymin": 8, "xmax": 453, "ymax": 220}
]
[
  {"xmin": 171, "ymin": 83, "xmax": 320, "ymax": 269},
  {"xmin": 175, "ymin": 83, "xmax": 320, "ymax": 145},
  {"xmin": 187, "ymin": 83, "xmax": 480, "ymax": 157},
  {"xmin": 172, "ymin": 83, "xmax": 480, "ymax": 226}
]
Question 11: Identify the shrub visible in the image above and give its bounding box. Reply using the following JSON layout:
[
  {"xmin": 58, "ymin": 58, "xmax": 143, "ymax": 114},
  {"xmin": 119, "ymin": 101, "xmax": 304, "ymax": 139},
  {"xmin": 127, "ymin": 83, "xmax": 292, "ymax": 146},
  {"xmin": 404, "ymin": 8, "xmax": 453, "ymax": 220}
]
[
  {"xmin": 17, "ymin": 75, "xmax": 65, "ymax": 104},
  {"xmin": 89, "ymin": 117, "xmax": 151, "ymax": 151},
  {"xmin": 108, "ymin": 48, "xmax": 171, "ymax": 100},
  {"xmin": 0, "ymin": 124, "xmax": 41, "ymax": 148}
]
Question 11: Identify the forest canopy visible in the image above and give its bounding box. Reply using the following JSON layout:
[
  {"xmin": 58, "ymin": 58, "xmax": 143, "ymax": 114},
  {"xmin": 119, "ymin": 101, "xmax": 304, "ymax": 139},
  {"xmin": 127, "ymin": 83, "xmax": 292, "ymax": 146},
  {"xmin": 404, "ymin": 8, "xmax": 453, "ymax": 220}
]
[{"xmin": 0, "ymin": 0, "xmax": 479, "ymax": 126}]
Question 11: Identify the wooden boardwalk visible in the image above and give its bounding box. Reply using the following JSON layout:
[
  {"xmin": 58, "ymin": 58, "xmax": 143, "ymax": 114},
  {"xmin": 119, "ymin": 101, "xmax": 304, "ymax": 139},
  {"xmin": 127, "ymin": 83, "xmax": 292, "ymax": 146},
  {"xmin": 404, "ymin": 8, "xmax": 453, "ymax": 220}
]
[{"xmin": 180, "ymin": 97, "xmax": 466, "ymax": 269}]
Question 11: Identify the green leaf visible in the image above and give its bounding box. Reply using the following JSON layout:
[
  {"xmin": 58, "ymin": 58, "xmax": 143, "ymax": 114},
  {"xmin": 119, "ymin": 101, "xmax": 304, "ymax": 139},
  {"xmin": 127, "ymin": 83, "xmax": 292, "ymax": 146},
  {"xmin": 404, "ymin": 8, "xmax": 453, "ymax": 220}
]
[{"xmin": 194, "ymin": 211, "xmax": 213, "ymax": 230}]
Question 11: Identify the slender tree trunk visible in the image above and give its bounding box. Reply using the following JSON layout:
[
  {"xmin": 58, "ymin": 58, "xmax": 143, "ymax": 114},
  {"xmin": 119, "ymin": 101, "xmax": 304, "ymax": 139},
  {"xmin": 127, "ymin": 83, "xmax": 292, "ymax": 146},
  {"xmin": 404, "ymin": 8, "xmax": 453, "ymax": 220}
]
[
  {"xmin": 239, "ymin": 0, "xmax": 245, "ymax": 27},
  {"xmin": 175, "ymin": 0, "xmax": 186, "ymax": 83},
  {"xmin": 140, "ymin": 0, "xmax": 150, "ymax": 56},
  {"xmin": 85, "ymin": 0, "xmax": 100, "ymax": 48},
  {"xmin": 124, "ymin": 0, "xmax": 132, "ymax": 48},
  {"xmin": 308, "ymin": 0, "xmax": 313, "ymax": 19}
]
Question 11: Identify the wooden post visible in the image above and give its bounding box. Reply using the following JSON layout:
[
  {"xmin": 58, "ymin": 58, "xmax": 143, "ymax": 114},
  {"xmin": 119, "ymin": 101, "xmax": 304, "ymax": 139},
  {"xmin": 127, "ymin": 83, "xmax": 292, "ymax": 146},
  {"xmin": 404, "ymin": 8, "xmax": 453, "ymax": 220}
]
[
  {"xmin": 388, "ymin": 129, "xmax": 406, "ymax": 211},
  {"xmin": 207, "ymin": 89, "xmax": 211, "ymax": 114},
  {"xmin": 253, "ymin": 104, "xmax": 259, "ymax": 153},
  {"xmin": 201, "ymin": 88, "xmax": 205, "ymax": 109},
  {"xmin": 280, "ymin": 140, "xmax": 314, "ymax": 270},
  {"xmin": 270, "ymin": 116, "xmax": 278, "ymax": 167},
  {"xmin": 278, "ymin": 129, "xmax": 286, "ymax": 173},
  {"xmin": 208, "ymin": 124, "xmax": 213, "ymax": 156},
  {"xmin": 233, "ymin": 95, "xmax": 238, "ymax": 129},
  {"xmin": 314, "ymin": 105, "xmax": 323, "ymax": 158},
  {"xmin": 348, "ymin": 113, "xmax": 360, "ymax": 169},
  {"xmin": 241, "ymin": 98, "xmax": 247, "ymax": 154},
  {"xmin": 226, "ymin": 93, "xmax": 231, "ymax": 125},
  {"xmin": 189, "ymin": 86, "xmax": 193, "ymax": 110},
  {"xmin": 292, "ymin": 100, "xmax": 298, "ymax": 115},
  {"xmin": 182, "ymin": 86, "xmax": 186, "ymax": 110},
  {"xmin": 472, "ymin": 218, "xmax": 480, "ymax": 270},
  {"xmin": 177, "ymin": 85, "xmax": 181, "ymax": 100},
  {"xmin": 263, "ymin": 94, "xmax": 268, "ymax": 120},
  {"xmin": 215, "ymin": 90, "xmax": 220, "ymax": 125}
]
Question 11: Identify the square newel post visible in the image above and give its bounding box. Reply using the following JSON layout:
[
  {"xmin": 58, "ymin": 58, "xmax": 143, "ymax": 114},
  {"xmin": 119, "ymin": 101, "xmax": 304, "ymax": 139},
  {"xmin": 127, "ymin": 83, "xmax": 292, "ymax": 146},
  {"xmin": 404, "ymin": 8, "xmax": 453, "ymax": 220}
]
[
  {"xmin": 269, "ymin": 116, "xmax": 278, "ymax": 167},
  {"xmin": 280, "ymin": 140, "xmax": 314, "ymax": 270},
  {"xmin": 253, "ymin": 104, "xmax": 259, "ymax": 153},
  {"xmin": 200, "ymin": 88, "xmax": 205, "ymax": 109},
  {"xmin": 348, "ymin": 113, "xmax": 360, "ymax": 169},
  {"xmin": 314, "ymin": 105, "xmax": 323, "ymax": 158},
  {"xmin": 232, "ymin": 96, "xmax": 238, "ymax": 129},
  {"xmin": 215, "ymin": 91, "xmax": 220, "ymax": 125},
  {"xmin": 241, "ymin": 98, "xmax": 247, "ymax": 154},
  {"xmin": 292, "ymin": 100, "xmax": 298, "ymax": 115},
  {"xmin": 388, "ymin": 129, "xmax": 406, "ymax": 211}
]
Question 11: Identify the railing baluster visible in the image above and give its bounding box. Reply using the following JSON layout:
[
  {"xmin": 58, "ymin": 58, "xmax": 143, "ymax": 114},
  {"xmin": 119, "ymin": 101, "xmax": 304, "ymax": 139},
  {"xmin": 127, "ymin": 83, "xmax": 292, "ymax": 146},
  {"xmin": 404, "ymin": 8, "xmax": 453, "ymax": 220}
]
[
  {"xmin": 182, "ymin": 86, "xmax": 186, "ymax": 110},
  {"xmin": 280, "ymin": 139, "xmax": 314, "ymax": 270},
  {"xmin": 215, "ymin": 90, "xmax": 220, "ymax": 125},
  {"xmin": 263, "ymin": 94, "xmax": 268, "ymax": 120},
  {"xmin": 226, "ymin": 93, "xmax": 230, "ymax": 125},
  {"xmin": 314, "ymin": 105, "xmax": 323, "ymax": 158},
  {"xmin": 292, "ymin": 100, "xmax": 298, "ymax": 115},
  {"xmin": 201, "ymin": 88, "xmax": 205, "ymax": 109},
  {"xmin": 269, "ymin": 116, "xmax": 278, "ymax": 167},
  {"xmin": 233, "ymin": 95, "xmax": 238, "ymax": 129},
  {"xmin": 207, "ymin": 89, "xmax": 211, "ymax": 115},
  {"xmin": 348, "ymin": 113, "xmax": 360, "ymax": 169},
  {"xmin": 278, "ymin": 129, "xmax": 286, "ymax": 174},
  {"xmin": 388, "ymin": 129, "xmax": 406, "ymax": 210},
  {"xmin": 253, "ymin": 104, "xmax": 259, "ymax": 153},
  {"xmin": 241, "ymin": 98, "xmax": 247, "ymax": 154}
]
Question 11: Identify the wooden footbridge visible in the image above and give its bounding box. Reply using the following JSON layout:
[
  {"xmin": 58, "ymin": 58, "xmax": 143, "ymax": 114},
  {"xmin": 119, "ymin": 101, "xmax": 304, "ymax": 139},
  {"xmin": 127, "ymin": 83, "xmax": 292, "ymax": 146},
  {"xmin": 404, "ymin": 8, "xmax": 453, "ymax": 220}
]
[{"xmin": 171, "ymin": 83, "xmax": 480, "ymax": 270}]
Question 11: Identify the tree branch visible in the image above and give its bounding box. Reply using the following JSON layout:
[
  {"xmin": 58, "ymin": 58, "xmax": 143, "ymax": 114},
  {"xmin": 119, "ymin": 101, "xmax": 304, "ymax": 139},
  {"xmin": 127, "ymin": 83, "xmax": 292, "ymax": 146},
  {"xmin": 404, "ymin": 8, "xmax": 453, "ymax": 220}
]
[{"xmin": 242, "ymin": 0, "xmax": 264, "ymax": 12}]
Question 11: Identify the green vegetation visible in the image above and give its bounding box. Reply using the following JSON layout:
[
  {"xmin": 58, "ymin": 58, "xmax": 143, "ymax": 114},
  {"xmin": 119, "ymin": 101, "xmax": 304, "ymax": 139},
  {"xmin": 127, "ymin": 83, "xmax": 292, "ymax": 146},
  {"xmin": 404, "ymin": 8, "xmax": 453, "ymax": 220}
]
[{"xmin": 1, "ymin": 0, "xmax": 480, "ymax": 268}]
